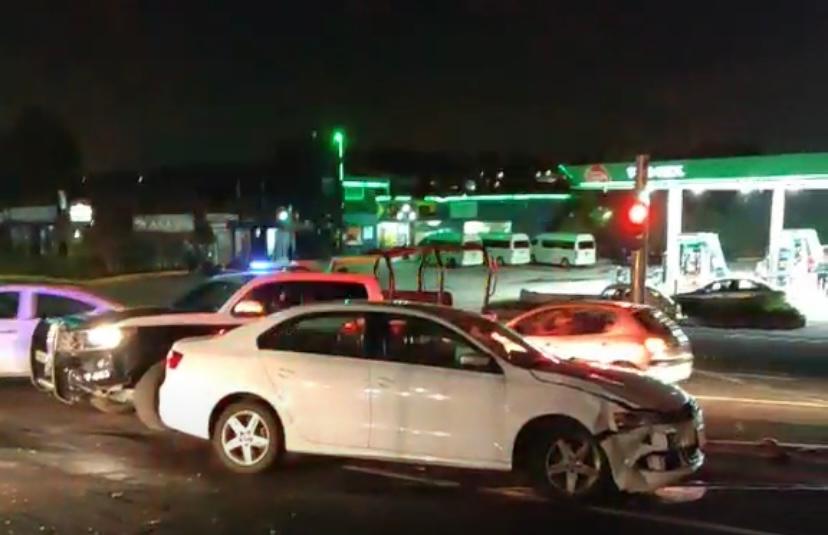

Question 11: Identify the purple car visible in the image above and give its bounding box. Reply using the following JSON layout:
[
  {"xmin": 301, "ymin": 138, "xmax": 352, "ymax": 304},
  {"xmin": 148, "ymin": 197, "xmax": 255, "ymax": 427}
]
[{"xmin": 0, "ymin": 284, "xmax": 120, "ymax": 377}]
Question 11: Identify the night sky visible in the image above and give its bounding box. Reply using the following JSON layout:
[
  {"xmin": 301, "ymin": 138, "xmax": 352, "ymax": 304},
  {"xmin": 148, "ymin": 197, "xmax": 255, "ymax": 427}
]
[{"xmin": 3, "ymin": 1, "xmax": 828, "ymax": 171}]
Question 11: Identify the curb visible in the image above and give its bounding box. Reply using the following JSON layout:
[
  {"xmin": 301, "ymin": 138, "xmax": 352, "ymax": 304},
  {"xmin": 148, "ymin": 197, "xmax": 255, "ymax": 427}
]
[{"xmin": 0, "ymin": 270, "xmax": 190, "ymax": 287}]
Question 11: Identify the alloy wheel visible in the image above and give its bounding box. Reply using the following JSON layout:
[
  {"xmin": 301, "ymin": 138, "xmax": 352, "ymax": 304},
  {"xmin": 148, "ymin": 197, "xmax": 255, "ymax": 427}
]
[
  {"xmin": 544, "ymin": 437, "xmax": 602, "ymax": 496},
  {"xmin": 220, "ymin": 410, "xmax": 271, "ymax": 467}
]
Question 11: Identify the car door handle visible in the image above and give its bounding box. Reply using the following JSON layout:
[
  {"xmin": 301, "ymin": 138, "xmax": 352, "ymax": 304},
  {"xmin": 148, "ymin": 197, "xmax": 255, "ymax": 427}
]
[
  {"xmin": 277, "ymin": 367, "xmax": 295, "ymax": 378},
  {"xmin": 376, "ymin": 376, "xmax": 395, "ymax": 388}
]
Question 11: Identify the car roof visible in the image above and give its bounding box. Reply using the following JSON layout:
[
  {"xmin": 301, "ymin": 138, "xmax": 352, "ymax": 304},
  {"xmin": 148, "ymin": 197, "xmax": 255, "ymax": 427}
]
[
  {"xmin": 210, "ymin": 271, "xmax": 377, "ymax": 285},
  {"xmin": 515, "ymin": 299, "xmax": 644, "ymax": 314},
  {"xmin": 534, "ymin": 232, "xmax": 593, "ymax": 239},
  {"xmin": 272, "ymin": 300, "xmax": 481, "ymax": 322},
  {"xmin": 0, "ymin": 284, "xmax": 120, "ymax": 307}
]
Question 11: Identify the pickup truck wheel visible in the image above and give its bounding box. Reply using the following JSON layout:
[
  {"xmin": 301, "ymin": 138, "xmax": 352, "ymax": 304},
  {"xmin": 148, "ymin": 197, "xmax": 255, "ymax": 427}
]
[
  {"xmin": 213, "ymin": 401, "xmax": 282, "ymax": 474},
  {"xmin": 527, "ymin": 422, "xmax": 613, "ymax": 502},
  {"xmin": 134, "ymin": 362, "xmax": 167, "ymax": 431},
  {"xmin": 89, "ymin": 397, "xmax": 134, "ymax": 415}
]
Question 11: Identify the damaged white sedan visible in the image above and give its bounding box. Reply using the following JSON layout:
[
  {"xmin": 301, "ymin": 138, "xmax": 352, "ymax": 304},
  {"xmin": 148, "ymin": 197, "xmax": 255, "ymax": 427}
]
[{"xmin": 159, "ymin": 302, "xmax": 703, "ymax": 501}]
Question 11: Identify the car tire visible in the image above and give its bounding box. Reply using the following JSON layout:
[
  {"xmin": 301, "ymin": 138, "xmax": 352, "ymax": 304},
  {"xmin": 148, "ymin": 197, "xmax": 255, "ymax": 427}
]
[
  {"xmin": 89, "ymin": 396, "xmax": 134, "ymax": 415},
  {"xmin": 527, "ymin": 421, "xmax": 613, "ymax": 502},
  {"xmin": 213, "ymin": 401, "xmax": 282, "ymax": 475},
  {"xmin": 560, "ymin": 258, "xmax": 571, "ymax": 268},
  {"xmin": 134, "ymin": 361, "xmax": 167, "ymax": 431}
]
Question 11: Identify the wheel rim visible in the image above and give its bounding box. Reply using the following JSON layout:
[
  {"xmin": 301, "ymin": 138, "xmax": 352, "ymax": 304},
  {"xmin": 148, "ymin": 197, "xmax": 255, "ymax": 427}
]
[
  {"xmin": 221, "ymin": 410, "xmax": 271, "ymax": 467},
  {"xmin": 544, "ymin": 437, "xmax": 601, "ymax": 496}
]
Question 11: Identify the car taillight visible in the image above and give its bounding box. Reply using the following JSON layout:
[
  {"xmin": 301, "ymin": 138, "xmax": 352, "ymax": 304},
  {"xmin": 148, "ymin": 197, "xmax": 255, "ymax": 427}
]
[
  {"xmin": 644, "ymin": 337, "xmax": 667, "ymax": 355},
  {"xmin": 167, "ymin": 350, "xmax": 184, "ymax": 370}
]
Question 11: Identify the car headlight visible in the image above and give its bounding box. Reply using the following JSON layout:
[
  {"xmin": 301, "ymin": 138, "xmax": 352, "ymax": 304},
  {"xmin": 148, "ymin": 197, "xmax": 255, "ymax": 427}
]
[
  {"xmin": 85, "ymin": 325, "xmax": 124, "ymax": 350},
  {"xmin": 613, "ymin": 410, "xmax": 664, "ymax": 431}
]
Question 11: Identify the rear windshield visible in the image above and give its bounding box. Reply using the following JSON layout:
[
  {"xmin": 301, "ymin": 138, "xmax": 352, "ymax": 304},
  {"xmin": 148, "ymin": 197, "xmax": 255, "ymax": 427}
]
[
  {"xmin": 633, "ymin": 308, "xmax": 679, "ymax": 345},
  {"xmin": 577, "ymin": 240, "xmax": 595, "ymax": 250},
  {"xmin": 513, "ymin": 240, "xmax": 530, "ymax": 248}
]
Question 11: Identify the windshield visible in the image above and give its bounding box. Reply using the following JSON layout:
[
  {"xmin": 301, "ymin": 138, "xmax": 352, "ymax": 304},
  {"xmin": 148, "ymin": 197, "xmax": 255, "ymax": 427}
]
[{"xmin": 170, "ymin": 275, "xmax": 255, "ymax": 312}]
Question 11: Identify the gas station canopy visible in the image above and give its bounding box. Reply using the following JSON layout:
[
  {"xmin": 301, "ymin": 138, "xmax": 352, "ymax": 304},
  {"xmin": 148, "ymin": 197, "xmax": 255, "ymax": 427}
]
[{"xmin": 561, "ymin": 152, "xmax": 828, "ymax": 191}]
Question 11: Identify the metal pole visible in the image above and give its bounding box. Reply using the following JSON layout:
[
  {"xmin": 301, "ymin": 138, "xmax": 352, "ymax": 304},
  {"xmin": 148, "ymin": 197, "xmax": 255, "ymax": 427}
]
[
  {"xmin": 664, "ymin": 187, "xmax": 683, "ymax": 296},
  {"xmin": 768, "ymin": 187, "xmax": 785, "ymax": 282},
  {"xmin": 631, "ymin": 154, "xmax": 650, "ymax": 304}
]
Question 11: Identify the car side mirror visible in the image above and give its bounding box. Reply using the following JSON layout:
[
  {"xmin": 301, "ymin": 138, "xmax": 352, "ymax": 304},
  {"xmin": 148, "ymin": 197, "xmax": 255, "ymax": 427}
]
[
  {"xmin": 232, "ymin": 299, "xmax": 265, "ymax": 317},
  {"xmin": 458, "ymin": 352, "xmax": 492, "ymax": 369}
]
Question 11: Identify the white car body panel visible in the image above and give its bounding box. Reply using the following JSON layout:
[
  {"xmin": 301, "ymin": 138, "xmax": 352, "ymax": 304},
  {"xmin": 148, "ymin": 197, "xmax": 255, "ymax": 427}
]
[
  {"xmin": 261, "ymin": 349, "xmax": 371, "ymax": 449},
  {"xmin": 368, "ymin": 358, "xmax": 508, "ymax": 466},
  {"xmin": 159, "ymin": 303, "xmax": 702, "ymax": 493},
  {"xmin": 0, "ymin": 285, "xmax": 118, "ymax": 377}
]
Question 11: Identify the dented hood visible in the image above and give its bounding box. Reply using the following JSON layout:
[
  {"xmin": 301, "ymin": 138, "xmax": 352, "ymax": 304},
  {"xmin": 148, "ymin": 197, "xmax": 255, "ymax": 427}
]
[{"xmin": 529, "ymin": 360, "xmax": 690, "ymax": 412}]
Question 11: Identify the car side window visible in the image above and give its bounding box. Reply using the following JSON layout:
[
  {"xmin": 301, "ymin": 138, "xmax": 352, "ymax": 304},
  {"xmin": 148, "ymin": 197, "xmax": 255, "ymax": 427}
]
[
  {"xmin": 379, "ymin": 314, "xmax": 500, "ymax": 373},
  {"xmin": 244, "ymin": 281, "xmax": 369, "ymax": 315},
  {"xmin": 245, "ymin": 283, "xmax": 300, "ymax": 314},
  {"xmin": 568, "ymin": 309, "xmax": 617, "ymax": 335},
  {"xmin": 737, "ymin": 280, "xmax": 758, "ymax": 290},
  {"xmin": 257, "ymin": 313, "xmax": 366, "ymax": 358},
  {"xmin": 35, "ymin": 293, "xmax": 95, "ymax": 318},
  {"xmin": 707, "ymin": 282, "xmax": 724, "ymax": 292},
  {"xmin": 0, "ymin": 292, "xmax": 20, "ymax": 319},
  {"xmin": 513, "ymin": 309, "xmax": 575, "ymax": 336}
]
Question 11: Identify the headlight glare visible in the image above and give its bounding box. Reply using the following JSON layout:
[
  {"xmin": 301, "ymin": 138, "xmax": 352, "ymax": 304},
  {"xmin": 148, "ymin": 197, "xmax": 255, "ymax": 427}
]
[{"xmin": 86, "ymin": 326, "xmax": 123, "ymax": 349}]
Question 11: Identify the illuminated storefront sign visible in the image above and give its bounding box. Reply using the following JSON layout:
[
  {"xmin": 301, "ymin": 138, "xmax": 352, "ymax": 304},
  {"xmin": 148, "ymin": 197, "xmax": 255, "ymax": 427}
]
[{"xmin": 625, "ymin": 164, "xmax": 685, "ymax": 180}]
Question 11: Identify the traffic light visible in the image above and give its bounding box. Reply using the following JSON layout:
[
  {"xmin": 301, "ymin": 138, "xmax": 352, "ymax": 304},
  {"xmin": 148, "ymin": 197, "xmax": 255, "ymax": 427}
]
[
  {"xmin": 628, "ymin": 201, "xmax": 648, "ymax": 226},
  {"xmin": 619, "ymin": 198, "xmax": 649, "ymax": 251}
]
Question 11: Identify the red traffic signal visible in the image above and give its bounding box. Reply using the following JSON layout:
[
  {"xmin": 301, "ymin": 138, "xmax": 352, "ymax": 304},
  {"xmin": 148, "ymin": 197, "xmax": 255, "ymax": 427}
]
[
  {"xmin": 627, "ymin": 201, "xmax": 649, "ymax": 225},
  {"xmin": 617, "ymin": 198, "xmax": 649, "ymax": 251}
]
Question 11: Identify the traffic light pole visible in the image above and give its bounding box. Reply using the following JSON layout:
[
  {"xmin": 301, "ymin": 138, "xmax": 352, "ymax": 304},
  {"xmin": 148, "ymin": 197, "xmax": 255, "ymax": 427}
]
[{"xmin": 631, "ymin": 154, "xmax": 650, "ymax": 304}]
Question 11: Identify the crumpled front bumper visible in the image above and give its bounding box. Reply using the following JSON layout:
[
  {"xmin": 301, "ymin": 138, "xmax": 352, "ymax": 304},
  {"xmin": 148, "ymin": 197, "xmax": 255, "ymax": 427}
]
[
  {"xmin": 601, "ymin": 414, "xmax": 705, "ymax": 493},
  {"xmin": 30, "ymin": 323, "xmax": 126, "ymax": 404}
]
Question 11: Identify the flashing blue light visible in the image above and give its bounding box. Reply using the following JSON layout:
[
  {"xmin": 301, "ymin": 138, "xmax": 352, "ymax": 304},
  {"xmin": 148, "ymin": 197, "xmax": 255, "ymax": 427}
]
[{"xmin": 249, "ymin": 260, "xmax": 279, "ymax": 271}]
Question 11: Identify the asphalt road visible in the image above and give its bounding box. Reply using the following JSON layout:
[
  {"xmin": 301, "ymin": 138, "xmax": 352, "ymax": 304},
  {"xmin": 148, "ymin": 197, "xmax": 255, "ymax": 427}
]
[
  {"xmin": 4, "ymin": 267, "xmax": 825, "ymax": 533},
  {"xmin": 0, "ymin": 380, "xmax": 826, "ymax": 535}
]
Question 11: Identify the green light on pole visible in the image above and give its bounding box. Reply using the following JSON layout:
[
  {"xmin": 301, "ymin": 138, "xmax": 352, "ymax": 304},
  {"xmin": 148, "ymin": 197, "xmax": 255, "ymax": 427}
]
[{"xmin": 332, "ymin": 129, "xmax": 345, "ymax": 182}]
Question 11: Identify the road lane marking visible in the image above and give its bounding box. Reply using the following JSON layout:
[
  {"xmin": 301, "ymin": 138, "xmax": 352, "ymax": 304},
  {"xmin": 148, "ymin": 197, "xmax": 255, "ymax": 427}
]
[
  {"xmin": 707, "ymin": 438, "xmax": 828, "ymax": 450},
  {"xmin": 693, "ymin": 370, "xmax": 746, "ymax": 384},
  {"xmin": 342, "ymin": 465, "xmax": 460, "ymax": 488},
  {"xmin": 695, "ymin": 395, "xmax": 828, "ymax": 409},
  {"xmin": 693, "ymin": 370, "xmax": 797, "ymax": 383},
  {"xmin": 685, "ymin": 482, "xmax": 828, "ymax": 491},
  {"xmin": 589, "ymin": 506, "xmax": 790, "ymax": 535}
]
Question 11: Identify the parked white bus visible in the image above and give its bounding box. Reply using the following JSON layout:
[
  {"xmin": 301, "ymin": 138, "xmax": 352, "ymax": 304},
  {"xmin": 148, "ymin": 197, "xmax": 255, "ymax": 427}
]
[
  {"xmin": 480, "ymin": 232, "xmax": 531, "ymax": 265},
  {"xmin": 418, "ymin": 232, "xmax": 484, "ymax": 268},
  {"xmin": 531, "ymin": 233, "xmax": 597, "ymax": 267}
]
